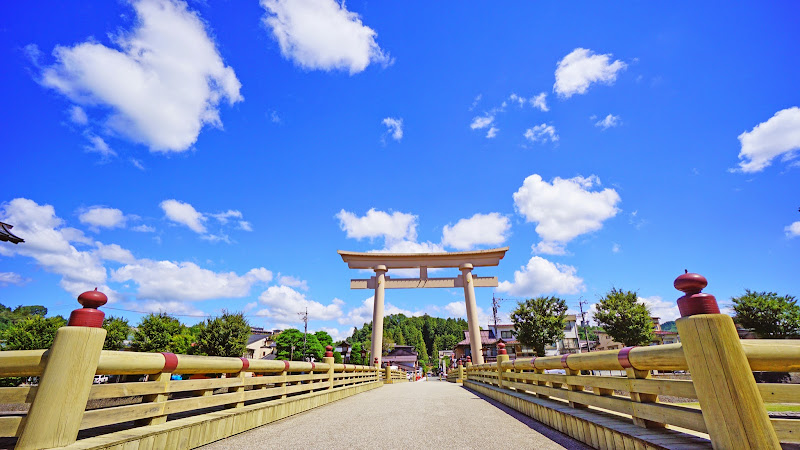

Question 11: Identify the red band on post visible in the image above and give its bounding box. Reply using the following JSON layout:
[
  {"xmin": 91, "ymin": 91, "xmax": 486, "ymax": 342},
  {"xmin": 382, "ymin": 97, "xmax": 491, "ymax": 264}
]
[
  {"xmin": 531, "ymin": 357, "xmax": 537, "ymax": 369},
  {"xmin": 283, "ymin": 361, "xmax": 290, "ymax": 371},
  {"xmin": 618, "ymin": 347, "xmax": 634, "ymax": 369},
  {"xmin": 310, "ymin": 362, "xmax": 316, "ymax": 371},
  {"xmin": 161, "ymin": 352, "xmax": 178, "ymax": 373},
  {"xmin": 561, "ymin": 354, "xmax": 570, "ymax": 369},
  {"xmin": 240, "ymin": 357, "xmax": 250, "ymax": 371}
]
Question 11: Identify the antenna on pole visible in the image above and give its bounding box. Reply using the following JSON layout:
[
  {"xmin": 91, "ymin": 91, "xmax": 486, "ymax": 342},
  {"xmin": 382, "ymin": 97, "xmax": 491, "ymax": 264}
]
[
  {"xmin": 298, "ymin": 307, "xmax": 308, "ymax": 361},
  {"xmin": 578, "ymin": 298, "xmax": 591, "ymax": 353}
]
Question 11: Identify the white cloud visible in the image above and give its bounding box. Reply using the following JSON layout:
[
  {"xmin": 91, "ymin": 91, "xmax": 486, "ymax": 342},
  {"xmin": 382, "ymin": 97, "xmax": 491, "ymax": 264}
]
[
  {"xmin": 238, "ymin": 221, "xmax": 253, "ymax": 231},
  {"xmin": 336, "ymin": 208, "xmax": 417, "ymax": 243},
  {"xmin": 339, "ymin": 296, "xmax": 421, "ymax": 326},
  {"xmin": 112, "ymin": 261, "xmax": 271, "ymax": 301},
  {"xmin": 160, "ymin": 199, "xmax": 206, "ymax": 233},
  {"xmin": 470, "ymin": 115, "xmax": 494, "ymax": 130},
  {"xmin": 69, "ymin": 106, "xmax": 88, "ymax": 125},
  {"xmin": 133, "ymin": 300, "xmax": 207, "ymax": 317},
  {"xmin": 277, "ymin": 274, "xmax": 309, "ymax": 291},
  {"xmin": 554, "ymin": 48, "xmax": 627, "ymax": 98},
  {"xmin": 786, "ymin": 221, "xmax": 800, "ymax": 238},
  {"xmin": 0, "ymin": 272, "xmax": 28, "ymax": 286},
  {"xmin": 509, "ymin": 93, "xmax": 526, "ymax": 107},
  {"xmin": 130, "ymin": 158, "xmax": 145, "ymax": 170},
  {"xmin": 132, "ymin": 224, "xmax": 155, "ymax": 232},
  {"xmin": 317, "ymin": 326, "xmax": 348, "ymax": 343},
  {"xmin": 531, "ymin": 92, "xmax": 549, "ymax": 112},
  {"xmin": 595, "ymin": 114, "xmax": 621, "ymax": 130},
  {"xmin": 258, "ymin": 285, "xmax": 343, "ymax": 323},
  {"xmin": 486, "ymin": 126, "xmax": 499, "ymax": 138},
  {"xmin": 639, "ymin": 295, "xmax": 680, "ymax": 323},
  {"xmin": 523, "ymin": 124, "xmax": 559, "ymax": 144},
  {"xmin": 736, "ymin": 107, "xmax": 800, "ymax": 173},
  {"xmin": 377, "ymin": 240, "xmax": 444, "ymax": 254},
  {"xmin": 79, "ymin": 206, "xmax": 126, "ymax": 229},
  {"xmin": 95, "ymin": 243, "xmax": 135, "ymax": 264},
  {"xmin": 84, "ymin": 134, "xmax": 116, "ymax": 158},
  {"xmin": 382, "ymin": 117, "xmax": 403, "ymax": 141},
  {"xmin": 0, "ymin": 198, "xmax": 113, "ymax": 297},
  {"xmin": 612, "ymin": 243, "xmax": 621, "ymax": 253},
  {"xmin": 513, "ymin": 174, "xmax": 621, "ymax": 251},
  {"xmin": 442, "ymin": 213, "xmax": 510, "ymax": 250},
  {"xmin": 444, "ymin": 301, "xmax": 493, "ymax": 327},
  {"xmin": 41, "ymin": 0, "xmax": 242, "ymax": 152},
  {"xmin": 532, "ymin": 241, "xmax": 566, "ymax": 255},
  {"xmin": 210, "ymin": 210, "xmax": 243, "ymax": 224},
  {"xmin": 260, "ymin": 0, "xmax": 391, "ymax": 74},
  {"xmin": 497, "ymin": 256, "xmax": 584, "ymax": 297}
]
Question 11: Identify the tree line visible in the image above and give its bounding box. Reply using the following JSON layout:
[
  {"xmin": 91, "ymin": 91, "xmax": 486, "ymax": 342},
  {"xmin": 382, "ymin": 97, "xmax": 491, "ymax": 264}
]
[
  {"xmin": 510, "ymin": 288, "xmax": 799, "ymax": 357},
  {"xmin": 0, "ymin": 306, "xmax": 251, "ymax": 356},
  {"xmin": 344, "ymin": 314, "xmax": 469, "ymax": 368}
]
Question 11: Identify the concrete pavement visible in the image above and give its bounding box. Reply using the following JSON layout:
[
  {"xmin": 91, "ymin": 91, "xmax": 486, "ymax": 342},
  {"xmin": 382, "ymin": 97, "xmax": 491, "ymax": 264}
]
[{"xmin": 200, "ymin": 379, "xmax": 591, "ymax": 450}]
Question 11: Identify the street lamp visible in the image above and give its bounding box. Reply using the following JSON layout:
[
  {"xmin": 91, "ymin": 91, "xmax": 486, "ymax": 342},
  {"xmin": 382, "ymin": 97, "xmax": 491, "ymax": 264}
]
[{"xmin": 360, "ymin": 347, "xmax": 367, "ymax": 365}]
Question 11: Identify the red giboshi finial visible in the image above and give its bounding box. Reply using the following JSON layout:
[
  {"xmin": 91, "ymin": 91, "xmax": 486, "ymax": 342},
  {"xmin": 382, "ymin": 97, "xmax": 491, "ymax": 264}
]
[
  {"xmin": 674, "ymin": 272, "xmax": 720, "ymax": 317},
  {"xmin": 325, "ymin": 345, "xmax": 333, "ymax": 357},
  {"xmin": 68, "ymin": 288, "xmax": 107, "ymax": 327},
  {"xmin": 497, "ymin": 342, "xmax": 507, "ymax": 355},
  {"xmin": 466, "ymin": 356, "xmax": 471, "ymax": 363}
]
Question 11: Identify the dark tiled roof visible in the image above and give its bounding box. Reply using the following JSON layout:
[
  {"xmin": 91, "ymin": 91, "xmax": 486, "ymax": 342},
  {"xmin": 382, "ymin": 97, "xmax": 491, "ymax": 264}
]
[
  {"xmin": 247, "ymin": 334, "xmax": 269, "ymax": 345},
  {"xmin": 456, "ymin": 330, "xmax": 496, "ymax": 346},
  {"xmin": 0, "ymin": 222, "xmax": 24, "ymax": 244}
]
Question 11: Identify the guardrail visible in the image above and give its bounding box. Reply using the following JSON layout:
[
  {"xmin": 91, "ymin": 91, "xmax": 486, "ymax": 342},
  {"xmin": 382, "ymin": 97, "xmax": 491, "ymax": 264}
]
[
  {"xmin": 0, "ymin": 290, "xmax": 382, "ymax": 449},
  {"xmin": 458, "ymin": 273, "xmax": 800, "ymax": 449}
]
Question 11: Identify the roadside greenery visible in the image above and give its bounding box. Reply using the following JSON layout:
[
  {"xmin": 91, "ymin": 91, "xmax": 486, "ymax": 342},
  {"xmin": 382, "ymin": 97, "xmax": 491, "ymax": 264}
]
[
  {"xmin": 732, "ymin": 290, "xmax": 799, "ymax": 338},
  {"xmin": 510, "ymin": 296, "xmax": 568, "ymax": 357},
  {"xmin": 593, "ymin": 288, "xmax": 654, "ymax": 347},
  {"xmin": 102, "ymin": 317, "xmax": 131, "ymax": 351},
  {"xmin": 194, "ymin": 311, "xmax": 250, "ymax": 357}
]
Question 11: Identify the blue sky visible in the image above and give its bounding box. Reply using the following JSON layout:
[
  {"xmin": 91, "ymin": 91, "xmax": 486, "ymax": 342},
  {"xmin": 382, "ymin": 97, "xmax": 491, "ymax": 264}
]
[{"xmin": 1, "ymin": 1, "xmax": 798, "ymax": 341}]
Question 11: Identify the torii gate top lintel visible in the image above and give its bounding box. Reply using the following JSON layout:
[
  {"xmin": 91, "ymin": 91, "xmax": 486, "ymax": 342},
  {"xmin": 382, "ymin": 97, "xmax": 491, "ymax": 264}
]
[{"xmin": 337, "ymin": 246, "xmax": 508, "ymax": 270}]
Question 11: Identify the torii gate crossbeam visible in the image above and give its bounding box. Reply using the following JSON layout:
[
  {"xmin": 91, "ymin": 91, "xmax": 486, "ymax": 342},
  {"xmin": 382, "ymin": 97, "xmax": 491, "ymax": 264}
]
[{"xmin": 338, "ymin": 247, "xmax": 509, "ymax": 367}]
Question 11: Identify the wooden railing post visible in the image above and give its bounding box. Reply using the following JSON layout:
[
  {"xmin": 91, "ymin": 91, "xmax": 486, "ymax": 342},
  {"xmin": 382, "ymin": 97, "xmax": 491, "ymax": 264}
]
[
  {"xmin": 17, "ymin": 289, "xmax": 108, "ymax": 450},
  {"xmin": 618, "ymin": 346, "xmax": 663, "ymax": 428},
  {"xmin": 674, "ymin": 272, "xmax": 779, "ymax": 449},
  {"xmin": 384, "ymin": 363, "xmax": 392, "ymax": 384},
  {"xmin": 562, "ymin": 354, "xmax": 587, "ymax": 409},
  {"xmin": 323, "ymin": 346, "xmax": 335, "ymax": 390},
  {"xmin": 225, "ymin": 358, "xmax": 248, "ymax": 409},
  {"xmin": 280, "ymin": 361, "xmax": 289, "ymax": 399},
  {"xmin": 496, "ymin": 344, "xmax": 509, "ymax": 389},
  {"xmin": 136, "ymin": 352, "xmax": 178, "ymax": 426},
  {"xmin": 457, "ymin": 360, "xmax": 464, "ymax": 383}
]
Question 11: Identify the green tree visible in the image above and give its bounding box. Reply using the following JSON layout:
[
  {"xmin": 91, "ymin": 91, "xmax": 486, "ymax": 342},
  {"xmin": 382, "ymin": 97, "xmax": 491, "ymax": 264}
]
[
  {"xmin": 593, "ymin": 288, "xmax": 654, "ymax": 346},
  {"xmin": 349, "ymin": 342, "xmax": 364, "ymax": 365},
  {"xmin": 2, "ymin": 315, "xmax": 66, "ymax": 350},
  {"xmin": 732, "ymin": 290, "xmax": 800, "ymax": 338},
  {"xmin": 102, "ymin": 317, "xmax": 131, "ymax": 350},
  {"xmin": 333, "ymin": 351, "xmax": 343, "ymax": 363},
  {"xmin": 660, "ymin": 321, "xmax": 677, "ymax": 332},
  {"xmin": 510, "ymin": 296, "xmax": 568, "ymax": 357},
  {"xmin": 0, "ymin": 304, "xmax": 49, "ymax": 333},
  {"xmin": 314, "ymin": 330, "xmax": 333, "ymax": 350},
  {"xmin": 274, "ymin": 329, "xmax": 325, "ymax": 361},
  {"xmin": 131, "ymin": 313, "xmax": 185, "ymax": 353},
  {"xmin": 195, "ymin": 311, "xmax": 250, "ymax": 357}
]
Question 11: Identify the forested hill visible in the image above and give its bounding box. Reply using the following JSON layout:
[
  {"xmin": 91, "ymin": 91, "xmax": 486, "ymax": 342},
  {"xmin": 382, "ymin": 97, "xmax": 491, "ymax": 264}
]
[{"xmin": 346, "ymin": 314, "xmax": 468, "ymax": 365}]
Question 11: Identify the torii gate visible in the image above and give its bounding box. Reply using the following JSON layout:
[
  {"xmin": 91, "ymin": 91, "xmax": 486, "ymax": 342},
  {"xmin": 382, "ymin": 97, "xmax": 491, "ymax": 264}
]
[{"xmin": 338, "ymin": 247, "xmax": 509, "ymax": 367}]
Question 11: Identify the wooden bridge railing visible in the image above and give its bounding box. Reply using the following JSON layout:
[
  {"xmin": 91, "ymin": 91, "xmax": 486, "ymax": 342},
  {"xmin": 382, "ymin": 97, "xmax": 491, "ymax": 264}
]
[
  {"xmin": 457, "ymin": 272, "xmax": 800, "ymax": 449},
  {"xmin": 0, "ymin": 290, "xmax": 382, "ymax": 449}
]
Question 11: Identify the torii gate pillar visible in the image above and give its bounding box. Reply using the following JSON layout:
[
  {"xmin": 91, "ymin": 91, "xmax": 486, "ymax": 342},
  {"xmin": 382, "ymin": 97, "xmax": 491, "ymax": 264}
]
[
  {"xmin": 460, "ymin": 263, "xmax": 484, "ymax": 365},
  {"xmin": 371, "ymin": 265, "xmax": 387, "ymax": 368},
  {"xmin": 338, "ymin": 247, "xmax": 508, "ymax": 369}
]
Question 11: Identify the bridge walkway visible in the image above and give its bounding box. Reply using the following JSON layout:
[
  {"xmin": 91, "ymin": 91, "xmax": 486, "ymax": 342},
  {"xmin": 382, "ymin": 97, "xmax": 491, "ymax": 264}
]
[{"xmin": 200, "ymin": 379, "xmax": 590, "ymax": 450}]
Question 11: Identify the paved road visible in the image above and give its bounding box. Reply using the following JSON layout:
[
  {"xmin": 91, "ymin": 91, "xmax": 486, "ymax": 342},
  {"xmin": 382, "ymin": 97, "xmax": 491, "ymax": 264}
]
[{"xmin": 201, "ymin": 379, "xmax": 591, "ymax": 450}]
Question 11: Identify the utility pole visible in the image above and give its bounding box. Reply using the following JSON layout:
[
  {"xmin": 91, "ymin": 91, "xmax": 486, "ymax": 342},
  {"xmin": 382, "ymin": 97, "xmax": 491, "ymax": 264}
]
[
  {"xmin": 298, "ymin": 307, "xmax": 308, "ymax": 361},
  {"xmin": 578, "ymin": 299, "xmax": 591, "ymax": 353}
]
